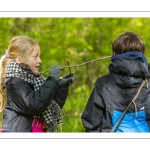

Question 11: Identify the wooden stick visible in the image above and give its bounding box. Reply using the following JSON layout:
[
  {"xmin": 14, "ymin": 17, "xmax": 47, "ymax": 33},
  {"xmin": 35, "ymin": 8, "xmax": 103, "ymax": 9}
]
[
  {"xmin": 40, "ymin": 56, "xmax": 111, "ymax": 74},
  {"xmin": 66, "ymin": 59, "xmax": 72, "ymax": 74}
]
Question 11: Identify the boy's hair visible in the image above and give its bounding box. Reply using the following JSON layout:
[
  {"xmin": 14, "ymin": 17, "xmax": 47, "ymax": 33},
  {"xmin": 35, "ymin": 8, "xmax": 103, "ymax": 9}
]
[
  {"xmin": 112, "ymin": 32, "xmax": 145, "ymax": 54},
  {"xmin": 0, "ymin": 35, "xmax": 39, "ymax": 112}
]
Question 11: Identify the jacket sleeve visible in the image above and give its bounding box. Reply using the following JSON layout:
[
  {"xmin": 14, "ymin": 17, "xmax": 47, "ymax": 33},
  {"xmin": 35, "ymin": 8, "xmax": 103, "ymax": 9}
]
[
  {"xmin": 81, "ymin": 79, "xmax": 104, "ymax": 132},
  {"xmin": 53, "ymin": 85, "xmax": 69, "ymax": 109},
  {"xmin": 7, "ymin": 76, "xmax": 59, "ymax": 116}
]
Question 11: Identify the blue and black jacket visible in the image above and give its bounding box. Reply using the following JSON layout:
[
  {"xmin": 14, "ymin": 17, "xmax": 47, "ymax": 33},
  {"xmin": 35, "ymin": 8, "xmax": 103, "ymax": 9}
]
[{"xmin": 81, "ymin": 52, "xmax": 150, "ymax": 132}]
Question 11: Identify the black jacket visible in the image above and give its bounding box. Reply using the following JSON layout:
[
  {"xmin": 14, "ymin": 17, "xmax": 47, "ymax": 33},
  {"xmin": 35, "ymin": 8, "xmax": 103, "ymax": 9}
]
[
  {"xmin": 2, "ymin": 76, "xmax": 68, "ymax": 132},
  {"xmin": 81, "ymin": 58, "xmax": 150, "ymax": 132}
]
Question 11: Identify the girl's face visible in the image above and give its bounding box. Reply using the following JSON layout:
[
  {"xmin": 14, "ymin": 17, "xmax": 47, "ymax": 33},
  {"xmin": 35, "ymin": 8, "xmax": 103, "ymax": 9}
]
[{"xmin": 25, "ymin": 46, "xmax": 42, "ymax": 74}]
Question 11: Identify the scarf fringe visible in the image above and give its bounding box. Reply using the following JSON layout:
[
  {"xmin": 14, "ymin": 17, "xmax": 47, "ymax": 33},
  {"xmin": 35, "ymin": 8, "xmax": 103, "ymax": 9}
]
[{"xmin": 42, "ymin": 100, "xmax": 64, "ymax": 132}]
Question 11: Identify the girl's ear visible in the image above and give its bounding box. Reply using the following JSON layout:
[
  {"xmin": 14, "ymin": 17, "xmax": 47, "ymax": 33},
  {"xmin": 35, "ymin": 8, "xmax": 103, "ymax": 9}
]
[
  {"xmin": 113, "ymin": 52, "xmax": 116, "ymax": 55},
  {"xmin": 15, "ymin": 56, "xmax": 22, "ymax": 63}
]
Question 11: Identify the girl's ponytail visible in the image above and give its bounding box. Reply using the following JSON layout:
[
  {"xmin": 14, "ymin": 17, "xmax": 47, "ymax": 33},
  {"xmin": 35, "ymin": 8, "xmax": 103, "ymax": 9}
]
[{"xmin": 0, "ymin": 54, "xmax": 9, "ymax": 112}]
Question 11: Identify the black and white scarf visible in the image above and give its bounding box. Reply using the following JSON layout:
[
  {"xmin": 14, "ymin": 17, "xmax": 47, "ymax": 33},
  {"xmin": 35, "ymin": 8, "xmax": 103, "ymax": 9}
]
[{"xmin": 5, "ymin": 61, "xmax": 63, "ymax": 132}]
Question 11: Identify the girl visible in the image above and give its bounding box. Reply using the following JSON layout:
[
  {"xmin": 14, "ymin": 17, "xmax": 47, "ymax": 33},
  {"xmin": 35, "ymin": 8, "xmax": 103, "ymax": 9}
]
[{"xmin": 0, "ymin": 35, "xmax": 74, "ymax": 132}]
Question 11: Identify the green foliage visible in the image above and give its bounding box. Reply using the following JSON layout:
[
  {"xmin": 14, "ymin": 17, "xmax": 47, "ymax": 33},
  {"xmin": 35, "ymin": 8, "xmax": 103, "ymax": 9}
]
[{"xmin": 0, "ymin": 18, "xmax": 150, "ymax": 132}]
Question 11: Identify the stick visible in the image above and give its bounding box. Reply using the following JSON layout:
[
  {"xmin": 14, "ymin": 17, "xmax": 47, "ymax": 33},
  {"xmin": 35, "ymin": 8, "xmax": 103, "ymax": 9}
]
[
  {"xmin": 40, "ymin": 56, "xmax": 111, "ymax": 74},
  {"xmin": 66, "ymin": 59, "xmax": 72, "ymax": 74}
]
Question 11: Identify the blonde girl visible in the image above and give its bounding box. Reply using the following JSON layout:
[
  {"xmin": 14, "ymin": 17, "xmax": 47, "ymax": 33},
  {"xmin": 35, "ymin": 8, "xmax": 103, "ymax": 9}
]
[{"xmin": 0, "ymin": 35, "xmax": 74, "ymax": 132}]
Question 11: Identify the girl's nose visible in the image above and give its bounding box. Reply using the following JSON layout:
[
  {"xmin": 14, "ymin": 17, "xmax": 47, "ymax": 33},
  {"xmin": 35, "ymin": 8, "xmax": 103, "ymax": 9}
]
[{"xmin": 38, "ymin": 57, "xmax": 42, "ymax": 64}]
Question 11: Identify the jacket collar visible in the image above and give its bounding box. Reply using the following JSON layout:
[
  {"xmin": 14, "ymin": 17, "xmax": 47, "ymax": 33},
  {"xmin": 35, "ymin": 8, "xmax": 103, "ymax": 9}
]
[{"xmin": 111, "ymin": 51, "xmax": 148, "ymax": 67}]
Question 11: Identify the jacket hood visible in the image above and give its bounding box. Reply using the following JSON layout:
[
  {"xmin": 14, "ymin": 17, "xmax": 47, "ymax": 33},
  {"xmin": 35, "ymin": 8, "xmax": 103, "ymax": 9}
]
[{"xmin": 108, "ymin": 58, "xmax": 150, "ymax": 87}]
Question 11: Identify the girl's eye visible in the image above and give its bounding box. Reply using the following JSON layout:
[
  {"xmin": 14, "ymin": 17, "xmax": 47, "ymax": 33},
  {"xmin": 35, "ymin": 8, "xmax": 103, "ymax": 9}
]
[{"xmin": 33, "ymin": 55, "xmax": 38, "ymax": 59}]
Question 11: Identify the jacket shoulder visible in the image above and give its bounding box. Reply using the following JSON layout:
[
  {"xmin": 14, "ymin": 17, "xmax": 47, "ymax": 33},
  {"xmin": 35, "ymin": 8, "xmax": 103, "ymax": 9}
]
[
  {"xmin": 6, "ymin": 77, "xmax": 33, "ymax": 89},
  {"xmin": 95, "ymin": 74, "xmax": 113, "ymax": 87}
]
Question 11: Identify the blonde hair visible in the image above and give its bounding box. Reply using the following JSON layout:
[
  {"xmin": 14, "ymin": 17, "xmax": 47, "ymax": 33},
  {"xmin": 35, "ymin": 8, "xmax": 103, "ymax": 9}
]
[{"xmin": 0, "ymin": 35, "xmax": 39, "ymax": 112}]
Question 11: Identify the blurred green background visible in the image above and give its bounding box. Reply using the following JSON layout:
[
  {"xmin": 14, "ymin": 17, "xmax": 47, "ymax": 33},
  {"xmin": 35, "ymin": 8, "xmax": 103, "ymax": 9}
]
[{"xmin": 0, "ymin": 18, "xmax": 150, "ymax": 132}]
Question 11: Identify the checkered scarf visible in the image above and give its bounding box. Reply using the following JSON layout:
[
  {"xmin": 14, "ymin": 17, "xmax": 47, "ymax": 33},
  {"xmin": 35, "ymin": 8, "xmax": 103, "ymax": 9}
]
[{"xmin": 5, "ymin": 61, "xmax": 63, "ymax": 132}]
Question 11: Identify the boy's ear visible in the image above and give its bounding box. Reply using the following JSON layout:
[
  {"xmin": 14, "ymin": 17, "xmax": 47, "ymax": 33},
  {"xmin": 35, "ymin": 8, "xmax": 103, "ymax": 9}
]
[
  {"xmin": 15, "ymin": 56, "xmax": 22, "ymax": 63},
  {"xmin": 113, "ymin": 52, "xmax": 116, "ymax": 55}
]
